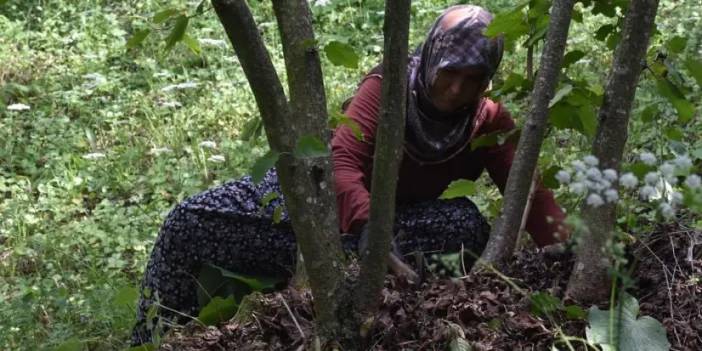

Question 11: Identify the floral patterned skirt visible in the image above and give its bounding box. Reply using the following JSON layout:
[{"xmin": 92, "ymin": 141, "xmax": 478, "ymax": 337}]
[{"xmin": 131, "ymin": 169, "xmax": 490, "ymax": 345}]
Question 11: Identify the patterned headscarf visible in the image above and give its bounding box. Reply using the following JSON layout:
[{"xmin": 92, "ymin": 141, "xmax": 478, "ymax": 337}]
[{"xmin": 405, "ymin": 5, "xmax": 504, "ymax": 164}]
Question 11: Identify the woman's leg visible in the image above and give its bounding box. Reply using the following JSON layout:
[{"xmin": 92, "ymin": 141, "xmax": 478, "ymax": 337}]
[{"xmin": 131, "ymin": 170, "xmax": 297, "ymax": 345}]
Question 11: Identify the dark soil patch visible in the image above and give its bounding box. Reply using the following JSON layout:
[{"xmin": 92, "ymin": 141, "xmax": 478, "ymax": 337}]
[{"xmin": 160, "ymin": 226, "xmax": 701, "ymax": 350}]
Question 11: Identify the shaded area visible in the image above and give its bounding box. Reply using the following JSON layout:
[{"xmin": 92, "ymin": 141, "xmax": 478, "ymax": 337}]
[{"xmin": 159, "ymin": 225, "xmax": 701, "ymax": 350}]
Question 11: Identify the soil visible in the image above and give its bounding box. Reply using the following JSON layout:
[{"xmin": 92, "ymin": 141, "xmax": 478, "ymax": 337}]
[{"xmin": 160, "ymin": 225, "xmax": 701, "ymax": 350}]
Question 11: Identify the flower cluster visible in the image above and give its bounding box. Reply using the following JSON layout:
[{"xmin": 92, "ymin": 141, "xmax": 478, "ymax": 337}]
[{"xmin": 555, "ymin": 152, "xmax": 700, "ymax": 220}]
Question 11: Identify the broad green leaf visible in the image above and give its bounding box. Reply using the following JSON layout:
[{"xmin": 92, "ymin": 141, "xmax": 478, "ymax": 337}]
[
  {"xmin": 542, "ymin": 165, "xmax": 561, "ymax": 189},
  {"xmin": 195, "ymin": 0, "xmax": 207, "ymax": 14},
  {"xmin": 664, "ymin": 127, "xmax": 683, "ymax": 141},
  {"xmin": 113, "ymin": 286, "xmax": 138, "ymax": 307},
  {"xmin": 606, "ymin": 32, "xmax": 621, "ymax": 50},
  {"xmin": 525, "ymin": 24, "xmax": 548, "ymax": 47},
  {"xmin": 449, "ymin": 337, "xmax": 473, "ymax": 351},
  {"xmin": 440, "ymin": 179, "xmax": 477, "ymax": 199},
  {"xmin": 655, "ymin": 78, "xmax": 695, "ymax": 123},
  {"xmin": 197, "ymin": 295, "xmax": 237, "ymax": 326},
  {"xmin": 595, "ymin": 24, "xmax": 614, "ymax": 41},
  {"xmin": 329, "ymin": 112, "xmax": 364, "ymax": 141},
  {"xmin": 251, "ymin": 151, "xmax": 279, "ymax": 184},
  {"xmin": 210, "ymin": 264, "xmax": 282, "ymax": 292},
  {"xmin": 564, "ymin": 305, "xmax": 587, "ymax": 320},
  {"xmin": 484, "ymin": 3, "xmax": 529, "ymax": 44},
  {"xmin": 164, "ymin": 15, "xmax": 189, "ymax": 52},
  {"xmin": 260, "ymin": 192, "xmax": 279, "ymax": 207},
  {"xmin": 592, "ymin": 1, "xmax": 617, "ymax": 17},
  {"xmin": 626, "ymin": 162, "xmax": 656, "ymax": 179},
  {"xmin": 530, "ymin": 291, "xmax": 561, "ymax": 317},
  {"xmin": 683, "ymin": 189, "xmax": 702, "ymax": 213},
  {"xmin": 470, "ymin": 133, "xmax": 498, "ymax": 150},
  {"xmin": 293, "ymin": 135, "xmax": 329, "ymax": 159},
  {"xmin": 640, "ymin": 105, "xmax": 659, "ymax": 124},
  {"xmin": 548, "ymin": 84, "xmax": 573, "ymax": 108},
  {"xmin": 182, "ymin": 34, "xmax": 201, "ymax": 55},
  {"xmin": 684, "ymin": 58, "xmax": 702, "ymax": 88},
  {"xmin": 499, "ymin": 72, "xmax": 526, "ymax": 93},
  {"xmin": 577, "ymin": 104, "xmax": 597, "ymax": 138},
  {"xmin": 272, "ymin": 205, "xmax": 283, "ymax": 224},
  {"xmin": 126, "ymin": 29, "xmax": 151, "ymax": 49},
  {"xmin": 324, "ymin": 41, "xmax": 359, "ymax": 69},
  {"xmin": 691, "ymin": 148, "xmax": 702, "ymax": 160},
  {"xmin": 153, "ymin": 8, "xmax": 180, "ymax": 24},
  {"xmin": 586, "ymin": 293, "xmax": 670, "ymax": 351},
  {"xmin": 562, "ymin": 50, "xmax": 585, "ymax": 68},
  {"xmin": 666, "ymin": 36, "xmax": 687, "ymax": 54},
  {"xmin": 56, "ymin": 338, "xmax": 83, "ymax": 351}
]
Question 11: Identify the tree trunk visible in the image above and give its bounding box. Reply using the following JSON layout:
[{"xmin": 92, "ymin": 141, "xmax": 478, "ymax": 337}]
[
  {"xmin": 476, "ymin": 0, "xmax": 575, "ymax": 269},
  {"xmin": 212, "ymin": 0, "xmax": 346, "ymax": 342},
  {"xmin": 567, "ymin": 0, "xmax": 660, "ymax": 303},
  {"xmin": 354, "ymin": 0, "xmax": 411, "ymax": 314}
]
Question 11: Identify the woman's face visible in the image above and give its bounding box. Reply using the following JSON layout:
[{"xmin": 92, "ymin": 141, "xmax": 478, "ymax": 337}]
[{"xmin": 428, "ymin": 66, "xmax": 486, "ymax": 113}]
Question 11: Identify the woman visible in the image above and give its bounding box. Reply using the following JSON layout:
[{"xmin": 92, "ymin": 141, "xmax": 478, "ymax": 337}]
[{"xmin": 131, "ymin": 5, "xmax": 568, "ymax": 345}]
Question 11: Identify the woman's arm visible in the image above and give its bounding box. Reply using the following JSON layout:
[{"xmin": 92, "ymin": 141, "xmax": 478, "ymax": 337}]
[{"xmin": 331, "ymin": 76, "xmax": 382, "ymax": 234}]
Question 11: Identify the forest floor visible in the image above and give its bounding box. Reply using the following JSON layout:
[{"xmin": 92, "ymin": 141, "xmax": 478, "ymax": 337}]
[{"xmin": 160, "ymin": 225, "xmax": 701, "ymax": 350}]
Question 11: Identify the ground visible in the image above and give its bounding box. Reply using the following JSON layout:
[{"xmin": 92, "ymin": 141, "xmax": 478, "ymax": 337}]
[{"xmin": 159, "ymin": 226, "xmax": 700, "ymax": 350}]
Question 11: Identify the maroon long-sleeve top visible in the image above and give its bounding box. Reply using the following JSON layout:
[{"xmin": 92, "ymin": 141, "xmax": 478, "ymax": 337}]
[{"xmin": 332, "ymin": 75, "xmax": 568, "ymax": 247}]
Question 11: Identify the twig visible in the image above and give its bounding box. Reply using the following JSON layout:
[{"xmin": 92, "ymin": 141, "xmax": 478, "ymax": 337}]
[{"xmin": 278, "ymin": 293, "xmax": 305, "ymax": 339}]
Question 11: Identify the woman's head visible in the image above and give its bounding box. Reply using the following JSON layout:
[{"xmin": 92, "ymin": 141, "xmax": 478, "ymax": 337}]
[{"xmin": 417, "ymin": 5, "xmax": 503, "ymax": 112}]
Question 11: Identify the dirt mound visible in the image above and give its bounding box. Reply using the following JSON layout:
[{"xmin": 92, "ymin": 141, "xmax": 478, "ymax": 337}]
[{"xmin": 160, "ymin": 226, "xmax": 701, "ymax": 350}]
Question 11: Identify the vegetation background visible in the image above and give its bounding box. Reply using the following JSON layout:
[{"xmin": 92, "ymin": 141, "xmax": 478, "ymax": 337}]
[{"xmin": 0, "ymin": 0, "xmax": 699, "ymax": 349}]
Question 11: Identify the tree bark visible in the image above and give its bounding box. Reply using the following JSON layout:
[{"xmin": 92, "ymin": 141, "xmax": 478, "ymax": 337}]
[
  {"xmin": 476, "ymin": 0, "xmax": 575, "ymax": 269},
  {"xmin": 354, "ymin": 0, "xmax": 411, "ymax": 314},
  {"xmin": 213, "ymin": 0, "xmax": 346, "ymax": 341},
  {"xmin": 567, "ymin": 0, "xmax": 660, "ymax": 303}
]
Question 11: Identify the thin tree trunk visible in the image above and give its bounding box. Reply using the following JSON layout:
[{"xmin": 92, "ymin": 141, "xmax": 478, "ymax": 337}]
[
  {"xmin": 476, "ymin": 0, "xmax": 575, "ymax": 269},
  {"xmin": 212, "ymin": 0, "xmax": 346, "ymax": 341},
  {"xmin": 567, "ymin": 0, "xmax": 660, "ymax": 303},
  {"xmin": 355, "ymin": 0, "xmax": 411, "ymax": 314}
]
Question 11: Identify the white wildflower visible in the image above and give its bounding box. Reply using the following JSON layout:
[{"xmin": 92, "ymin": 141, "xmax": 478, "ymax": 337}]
[
  {"xmin": 604, "ymin": 189, "xmax": 619, "ymax": 203},
  {"xmin": 674, "ymin": 155, "xmax": 693, "ymax": 170},
  {"xmin": 671, "ymin": 191, "xmax": 684, "ymax": 205},
  {"xmin": 685, "ymin": 174, "xmax": 701, "ymax": 189},
  {"xmin": 569, "ymin": 182, "xmax": 587, "ymax": 195},
  {"xmin": 161, "ymin": 81, "xmax": 199, "ymax": 92},
  {"xmin": 619, "ymin": 173, "xmax": 638, "ymax": 189},
  {"xmin": 586, "ymin": 193, "xmax": 605, "ymax": 207},
  {"xmin": 602, "ymin": 169, "xmax": 618, "ymax": 182},
  {"xmin": 199, "ymin": 141, "xmax": 217, "ymax": 149},
  {"xmin": 7, "ymin": 103, "xmax": 30, "ymax": 111},
  {"xmin": 583, "ymin": 155, "xmax": 599, "ymax": 167},
  {"xmin": 644, "ymin": 172, "xmax": 659, "ymax": 185},
  {"xmin": 571, "ymin": 160, "xmax": 587, "ymax": 172},
  {"xmin": 659, "ymin": 203, "xmax": 675, "ymax": 219},
  {"xmin": 586, "ymin": 167, "xmax": 602, "ymax": 180},
  {"xmin": 639, "ymin": 152, "xmax": 657, "ymax": 166},
  {"xmin": 313, "ymin": 0, "xmax": 331, "ymax": 6},
  {"xmin": 555, "ymin": 170, "xmax": 571, "ymax": 184},
  {"xmin": 148, "ymin": 147, "xmax": 172, "ymax": 156},
  {"xmin": 208, "ymin": 154, "xmax": 226, "ymax": 163},
  {"xmin": 159, "ymin": 101, "xmax": 182, "ymax": 108},
  {"xmin": 82, "ymin": 152, "xmax": 106, "ymax": 160},
  {"xmin": 639, "ymin": 185, "xmax": 656, "ymax": 200},
  {"xmin": 659, "ymin": 163, "xmax": 675, "ymax": 177},
  {"xmin": 198, "ymin": 38, "xmax": 228, "ymax": 48}
]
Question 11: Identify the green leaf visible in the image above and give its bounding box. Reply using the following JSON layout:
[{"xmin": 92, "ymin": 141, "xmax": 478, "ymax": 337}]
[
  {"xmin": 655, "ymin": 78, "xmax": 695, "ymax": 123},
  {"xmin": 293, "ymin": 135, "xmax": 328, "ymax": 159},
  {"xmin": 564, "ymin": 305, "xmax": 587, "ymax": 320},
  {"xmin": 153, "ymin": 8, "xmax": 180, "ymax": 24},
  {"xmin": 55, "ymin": 338, "xmax": 83, "ymax": 351},
  {"xmin": 484, "ymin": 3, "xmax": 529, "ymax": 44},
  {"xmin": 182, "ymin": 34, "xmax": 201, "ymax": 55},
  {"xmin": 324, "ymin": 41, "xmax": 359, "ymax": 69},
  {"xmin": 577, "ymin": 104, "xmax": 597, "ymax": 138},
  {"xmin": 498, "ymin": 72, "xmax": 526, "ymax": 94},
  {"xmin": 470, "ymin": 133, "xmax": 498, "ymax": 150},
  {"xmin": 240, "ymin": 117, "xmax": 263, "ymax": 142},
  {"xmin": 684, "ymin": 58, "xmax": 702, "ymax": 88},
  {"xmin": 595, "ymin": 24, "xmax": 614, "ymax": 41},
  {"xmin": 664, "ymin": 127, "xmax": 683, "ymax": 141},
  {"xmin": 626, "ymin": 162, "xmax": 656, "ymax": 179},
  {"xmin": 549, "ymin": 84, "xmax": 573, "ymax": 108},
  {"xmin": 666, "ymin": 36, "xmax": 687, "ymax": 54},
  {"xmin": 273, "ymin": 205, "xmax": 283, "ymax": 224},
  {"xmin": 329, "ymin": 112, "xmax": 364, "ymax": 141},
  {"xmin": 449, "ymin": 336, "xmax": 473, "ymax": 351},
  {"xmin": 606, "ymin": 32, "xmax": 621, "ymax": 50},
  {"xmin": 640, "ymin": 105, "xmax": 659, "ymax": 124},
  {"xmin": 562, "ymin": 50, "xmax": 585, "ymax": 68},
  {"xmin": 260, "ymin": 192, "xmax": 279, "ymax": 208},
  {"xmin": 113, "ymin": 286, "xmax": 138, "ymax": 307},
  {"xmin": 126, "ymin": 29, "xmax": 151, "ymax": 49},
  {"xmin": 210, "ymin": 264, "xmax": 281, "ymax": 292},
  {"xmin": 251, "ymin": 151, "xmax": 279, "ymax": 184},
  {"xmin": 691, "ymin": 147, "xmax": 702, "ymax": 160},
  {"xmin": 525, "ymin": 24, "xmax": 548, "ymax": 47},
  {"xmin": 542, "ymin": 165, "xmax": 561, "ymax": 189},
  {"xmin": 198, "ymin": 295, "xmax": 237, "ymax": 326},
  {"xmin": 586, "ymin": 293, "xmax": 670, "ymax": 351},
  {"xmin": 164, "ymin": 15, "xmax": 189, "ymax": 52},
  {"xmin": 440, "ymin": 179, "xmax": 477, "ymax": 200},
  {"xmin": 530, "ymin": 291, "xmax": 561, "ymax": 317}
]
